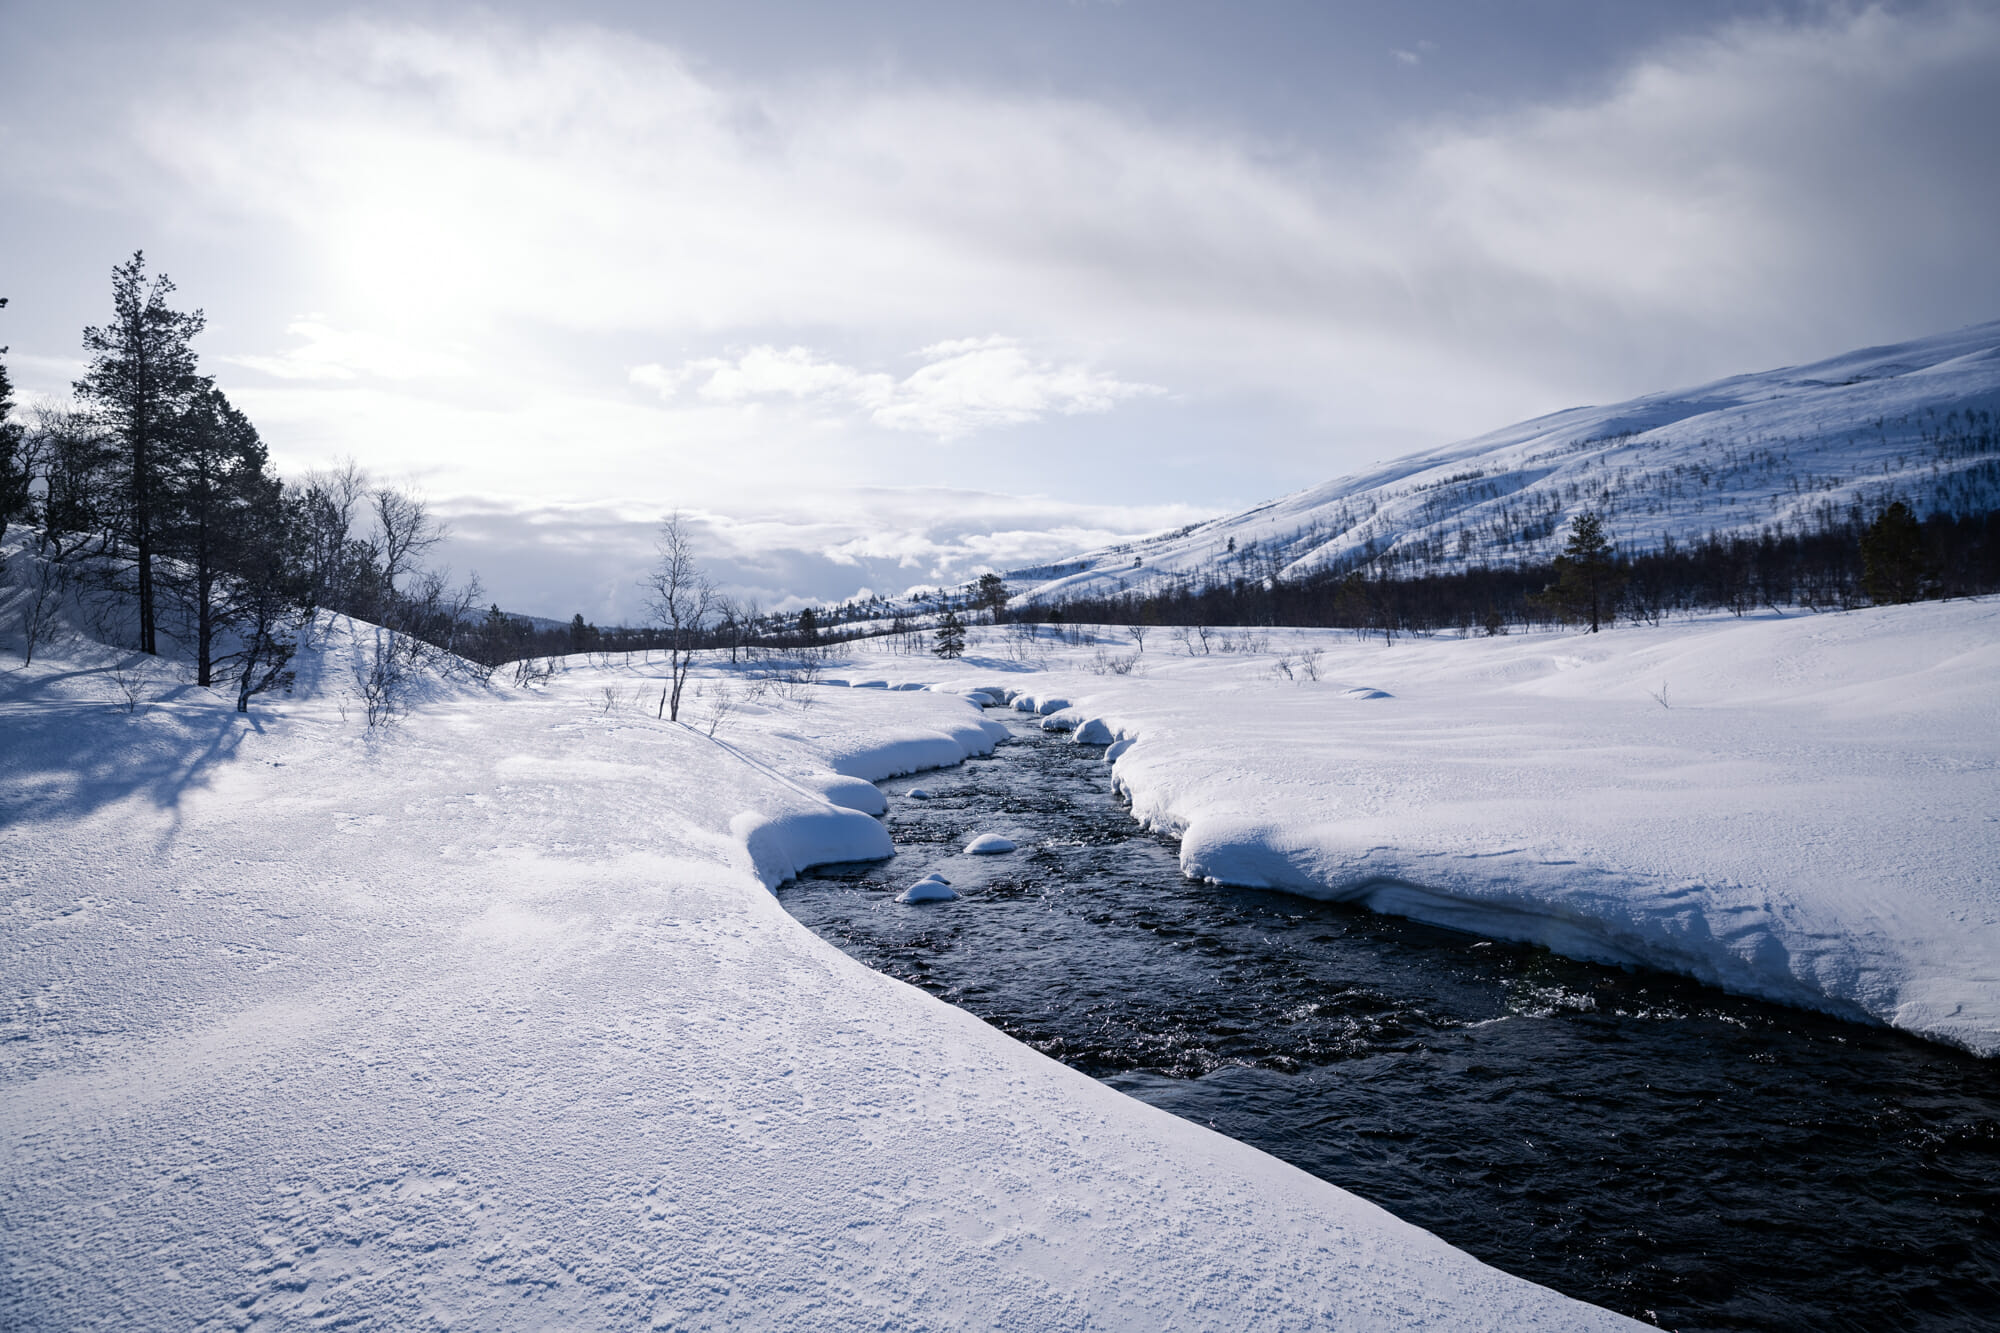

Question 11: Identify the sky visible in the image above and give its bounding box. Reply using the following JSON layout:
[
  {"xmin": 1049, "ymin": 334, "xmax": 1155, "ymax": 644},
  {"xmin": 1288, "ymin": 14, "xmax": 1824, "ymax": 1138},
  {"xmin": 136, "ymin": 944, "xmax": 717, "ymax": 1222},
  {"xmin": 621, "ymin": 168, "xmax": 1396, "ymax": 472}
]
[{"xmin": 4, "ymin": 0, "xmax": 1998, "ymax": 622}]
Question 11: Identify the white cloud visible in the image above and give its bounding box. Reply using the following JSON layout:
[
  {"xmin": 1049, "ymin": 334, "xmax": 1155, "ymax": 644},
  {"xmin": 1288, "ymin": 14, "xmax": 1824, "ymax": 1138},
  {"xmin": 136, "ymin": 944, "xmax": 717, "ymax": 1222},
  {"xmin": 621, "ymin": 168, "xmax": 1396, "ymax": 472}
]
[
  {"xmin": 226, "ymin": 320, "xmax": 474, "ymax": 382},
  {"xmin": 631, "ymin": 337, "xmax": 1159, "ymax": 437},
  {"xmin": 9, "ymin": 4, "xmax": 1998, "ymax": 612},
  {"xmin": 430, "ymin": 489, "xmax": 1215, "ymax": 621}
]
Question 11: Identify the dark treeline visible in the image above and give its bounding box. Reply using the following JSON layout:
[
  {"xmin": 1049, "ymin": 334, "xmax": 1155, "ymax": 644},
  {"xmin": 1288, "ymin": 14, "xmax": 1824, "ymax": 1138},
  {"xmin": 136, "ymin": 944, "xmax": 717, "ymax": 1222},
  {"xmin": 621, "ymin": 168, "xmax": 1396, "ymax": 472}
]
[{"xmin": 1008, "ymin": 507, "xmax": 2000, "ymax": 638}]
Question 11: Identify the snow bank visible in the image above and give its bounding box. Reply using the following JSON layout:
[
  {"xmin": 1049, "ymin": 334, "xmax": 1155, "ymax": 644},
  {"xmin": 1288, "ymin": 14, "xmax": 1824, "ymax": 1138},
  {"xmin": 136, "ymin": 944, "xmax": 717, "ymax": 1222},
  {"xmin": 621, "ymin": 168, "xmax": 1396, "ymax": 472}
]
[
  {"xmin": 1073, "ymin": 717, "xmax": 1116, "ymax": 743},
  {"xmin": 851, "ymin": 605, "xmax": 2000, "ymax": 1055},
  {"xmin": 733, "ymin": 807, "xmax": 894, "ymax": 888},
  {"xmin": 0, "ymin": 627, "xmax": 1630, "ymax": 1330}
]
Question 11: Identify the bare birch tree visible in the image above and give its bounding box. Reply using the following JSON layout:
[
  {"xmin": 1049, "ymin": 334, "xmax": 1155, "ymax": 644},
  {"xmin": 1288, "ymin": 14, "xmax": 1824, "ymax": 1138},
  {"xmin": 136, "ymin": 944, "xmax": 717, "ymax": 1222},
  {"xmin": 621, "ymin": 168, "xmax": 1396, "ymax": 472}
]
[{"xmin": 642, "ymin": 511, "xmax": 713, "ymax": 722}]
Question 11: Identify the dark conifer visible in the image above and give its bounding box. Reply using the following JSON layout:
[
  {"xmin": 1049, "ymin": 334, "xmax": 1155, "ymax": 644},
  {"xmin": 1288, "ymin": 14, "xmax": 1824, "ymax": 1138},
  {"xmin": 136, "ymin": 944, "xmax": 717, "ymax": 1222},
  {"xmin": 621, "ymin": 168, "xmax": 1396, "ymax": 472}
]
[
  {"xmin": 221, "ymin": 477, "xmax": 315, "ymax": 713},
  {"xmin": 932, "ymin": 606, "xmax": 967, "ymax": 659},
  {"xmin": 74, "ymin": 254, "xmax": 206, "ymax": 655},
  {"xmin": 1544, "ymin": 511, "xmax": 1622, "ymax": 631},
  {"xmin": 1860, "ymin": 501, "xmax": 1928, "ymax": 604},
  {"xmin": 0, "ymin": 298, "xmax": 28, "ymax": 553},
  {"xmin": 161, "ymin": 383, "xmax": 272, "ymax": 685}
]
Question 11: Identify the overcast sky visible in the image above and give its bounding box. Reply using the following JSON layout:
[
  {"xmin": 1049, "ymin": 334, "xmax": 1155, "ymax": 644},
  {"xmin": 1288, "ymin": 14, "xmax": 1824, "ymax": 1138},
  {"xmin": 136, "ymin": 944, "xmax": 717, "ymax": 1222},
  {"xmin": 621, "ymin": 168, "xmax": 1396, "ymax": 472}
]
[{"xmin": 5, "ymin": 0, "xmax": 1997, "ymax": 620}]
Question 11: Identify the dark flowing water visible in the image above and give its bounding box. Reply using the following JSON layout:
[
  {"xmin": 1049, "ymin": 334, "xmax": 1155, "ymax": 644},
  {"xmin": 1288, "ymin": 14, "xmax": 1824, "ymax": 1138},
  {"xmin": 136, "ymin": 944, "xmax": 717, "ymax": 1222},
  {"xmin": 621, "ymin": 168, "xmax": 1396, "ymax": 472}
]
[{"xmin": 777, "ymin": 716, "xmax": 2000, "ymax": 1332}]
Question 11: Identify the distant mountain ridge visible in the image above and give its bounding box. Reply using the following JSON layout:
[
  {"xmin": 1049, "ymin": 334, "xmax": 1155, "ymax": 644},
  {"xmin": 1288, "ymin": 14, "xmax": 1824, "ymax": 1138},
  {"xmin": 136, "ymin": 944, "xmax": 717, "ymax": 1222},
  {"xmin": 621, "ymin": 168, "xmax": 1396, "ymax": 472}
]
[{"xmin": 1004, "ymin": 321, "xmax": 2000, "ymax": 607}]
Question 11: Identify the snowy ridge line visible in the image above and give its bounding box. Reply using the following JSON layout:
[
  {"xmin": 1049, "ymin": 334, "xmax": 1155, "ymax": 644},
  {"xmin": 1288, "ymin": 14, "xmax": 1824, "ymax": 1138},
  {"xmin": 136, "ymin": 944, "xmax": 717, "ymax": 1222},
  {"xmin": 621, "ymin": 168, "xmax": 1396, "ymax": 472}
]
[{"xmin": 999, "ymin": 319, "xmax": 2000, "ymax": 607}]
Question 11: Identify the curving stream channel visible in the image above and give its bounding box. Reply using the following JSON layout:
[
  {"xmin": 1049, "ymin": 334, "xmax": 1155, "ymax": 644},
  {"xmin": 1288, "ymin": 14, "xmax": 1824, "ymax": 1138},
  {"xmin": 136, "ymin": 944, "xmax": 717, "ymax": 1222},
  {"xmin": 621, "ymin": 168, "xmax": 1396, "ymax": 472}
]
[{"xmin": 776, "ymin": 713, "xmax": 2000, "ymax": 1332}]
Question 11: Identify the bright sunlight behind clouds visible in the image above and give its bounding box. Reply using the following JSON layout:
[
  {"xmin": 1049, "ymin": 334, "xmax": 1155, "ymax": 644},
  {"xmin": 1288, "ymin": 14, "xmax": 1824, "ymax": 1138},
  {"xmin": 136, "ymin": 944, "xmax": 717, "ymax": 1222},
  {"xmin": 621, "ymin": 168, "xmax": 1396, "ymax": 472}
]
[{"xmin": 3, "ymin": 1, "xmax": 1997, "ymax": 618}]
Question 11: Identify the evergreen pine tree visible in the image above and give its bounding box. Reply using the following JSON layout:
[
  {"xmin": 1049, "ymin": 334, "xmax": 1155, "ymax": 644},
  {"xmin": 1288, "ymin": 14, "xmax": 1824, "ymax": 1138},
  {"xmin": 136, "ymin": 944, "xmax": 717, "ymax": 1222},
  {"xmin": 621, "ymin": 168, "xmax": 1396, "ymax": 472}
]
[
  {"xmin": 0, "ymin": 298, "xmax": 28, "ymax": 554},
  {"xmin": 975, "ymin": 572, "xmax": 1008, "ymax": 621},
  {"xmin": 221, "ymin": 478, "xmax": 314, "ymax": 713},
  {"xmin": 161, "ymin": 383, "xmax": 271, "ymax": 686},
  {"xmin": 1860, "ymin": 501, "xmax": 1928, "ymax": 604},
  {"xmin": 932, "ymin": 605, "xmax": 967, "ymax": 659},
  {"xmin": 75, "ymin": 253, "xmax": 207, "ymax": 655},
  {"xmin": 1543, "ymin": 511, "xmax": 1622, "ymax": 631}
]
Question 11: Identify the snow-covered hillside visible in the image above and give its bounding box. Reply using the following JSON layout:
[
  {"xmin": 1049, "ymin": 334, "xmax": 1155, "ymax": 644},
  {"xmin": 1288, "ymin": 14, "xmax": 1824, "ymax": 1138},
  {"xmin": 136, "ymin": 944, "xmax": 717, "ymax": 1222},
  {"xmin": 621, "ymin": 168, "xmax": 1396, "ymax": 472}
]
[{"xmin": 1009, "ymin": 321, "xmax": 2000, "ymax": 606}]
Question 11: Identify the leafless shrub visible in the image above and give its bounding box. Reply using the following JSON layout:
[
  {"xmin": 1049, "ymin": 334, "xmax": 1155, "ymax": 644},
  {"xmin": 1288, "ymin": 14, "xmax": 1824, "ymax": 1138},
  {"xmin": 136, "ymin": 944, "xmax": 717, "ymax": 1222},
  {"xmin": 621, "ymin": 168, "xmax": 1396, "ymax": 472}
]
[
  {"xmin": 696, "ymin": 679, "xmax": 741, "ymax": 737},
  {"xmin": 642, "ymin": 512, "xmax": 714, "ymax": 722},
  {"xmin": 15, "ymin": 554, "xmax": 71, "ymax": 665},
  {"xmin": 1089, "ymin": 648, "xmax": 1142, "ymax": 676},
  {"xmin": 107, "ymin": 663, "xmax": 144, "ymax": 712},
  {"xmin": 1297, "ymin": 648, "xmax": 1323, "ymax": 682},
  {"xmin": 356, "ymin": 627, "xmax": 405, "ymax": 728},
  {"xmin": 512, "ymin": 656, "xmax": 556, "ymax": 688}
]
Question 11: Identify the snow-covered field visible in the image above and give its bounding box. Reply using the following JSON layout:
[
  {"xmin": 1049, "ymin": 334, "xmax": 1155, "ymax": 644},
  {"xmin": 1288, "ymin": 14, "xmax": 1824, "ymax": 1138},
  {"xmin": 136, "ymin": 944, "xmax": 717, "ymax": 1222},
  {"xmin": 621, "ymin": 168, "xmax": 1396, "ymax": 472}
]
[{"xmin": 2, "ymin": 617, "xmax": 1638, "ymax": 1329}]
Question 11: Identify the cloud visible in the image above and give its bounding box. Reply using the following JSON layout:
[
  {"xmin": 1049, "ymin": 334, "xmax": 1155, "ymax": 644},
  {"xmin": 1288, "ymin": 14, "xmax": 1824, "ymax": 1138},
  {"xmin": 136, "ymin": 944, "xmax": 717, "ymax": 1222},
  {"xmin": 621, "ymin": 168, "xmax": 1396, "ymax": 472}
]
[
  {"xmin": 631, "ymin": 337, "xmax": 1159, "ymax": 437},
  {"xmin": 430, "ymin": 488, "xmax": 1215, "ymax": 621},
  {"xmin": 8, "ymin": 3, "xmax": 1998, "ymax": 612},
  {"xmin": 226, "ymin": 320, "xmax": 474, "ymax": 381}
]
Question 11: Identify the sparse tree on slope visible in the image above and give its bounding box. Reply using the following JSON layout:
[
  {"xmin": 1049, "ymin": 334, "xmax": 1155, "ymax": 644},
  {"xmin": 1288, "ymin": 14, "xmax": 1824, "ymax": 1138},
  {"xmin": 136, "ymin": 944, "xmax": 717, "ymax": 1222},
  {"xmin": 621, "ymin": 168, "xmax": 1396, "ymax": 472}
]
[
  {"xmin": 221, "ymin": 479, "xmax": 316, "ymax": 713},
  {"xmin": 75, "ymin": 253, "xmax": 207, "ymax": 655},
  {"xmin": 1861, "ymin": 501, "xmax": 1929, "ymax": 605},
  {"xmin": 0, "ymin": 298, "xmax": 27, "ymax": 556},
  {"xmin": 974, "ymin": 572, "xmax": 1009, "ymax": 622},
  {"xmin": 161, "ymin": 383, "xmax": 271, "ymax": 686},
  {"xmin": 643, "ymin": 511, "xmax": 713, "ymax": 722},
  {"xmin": 370, "ymin": 484, "xmax": 446, "ymax": 602},
  {"xmin": 1543, "ymin": 511, "xmax": 1622, "ymax": 632},
  {"xmin": 933, "ymin": 605, "xmax": 967, "ymax": 659}
]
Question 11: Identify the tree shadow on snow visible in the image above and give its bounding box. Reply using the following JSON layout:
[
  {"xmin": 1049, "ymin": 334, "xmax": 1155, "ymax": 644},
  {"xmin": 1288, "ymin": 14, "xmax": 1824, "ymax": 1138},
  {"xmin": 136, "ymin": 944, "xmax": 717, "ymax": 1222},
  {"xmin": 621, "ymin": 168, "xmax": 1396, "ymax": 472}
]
[{"xmin": 0, "ymin": 679, "xmax": 263, "ymax": 826}]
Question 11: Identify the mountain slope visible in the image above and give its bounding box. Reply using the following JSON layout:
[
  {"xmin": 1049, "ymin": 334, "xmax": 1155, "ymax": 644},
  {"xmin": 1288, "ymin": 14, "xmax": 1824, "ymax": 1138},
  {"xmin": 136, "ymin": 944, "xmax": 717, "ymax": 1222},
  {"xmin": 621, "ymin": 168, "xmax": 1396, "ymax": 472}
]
[{"xmin": 1007, "ymin": 322, "xmax": 2000, "ymax": 606}]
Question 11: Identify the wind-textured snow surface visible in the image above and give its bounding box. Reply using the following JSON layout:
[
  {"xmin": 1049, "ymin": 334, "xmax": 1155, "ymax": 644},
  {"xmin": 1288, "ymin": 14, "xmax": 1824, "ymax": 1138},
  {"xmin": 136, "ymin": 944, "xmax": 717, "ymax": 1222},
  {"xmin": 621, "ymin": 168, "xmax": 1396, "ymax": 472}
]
[
  {"xmin": 908, "ymin": 603, "xmax": 2000, "ymax": 1056},
  {"xmin": 0, "ymin": 618, "xmax": 1634, "ymax": 1330},
  {"xmin": 1009, "ymin": 321, "xmax": 2000, "ymax": 604}
]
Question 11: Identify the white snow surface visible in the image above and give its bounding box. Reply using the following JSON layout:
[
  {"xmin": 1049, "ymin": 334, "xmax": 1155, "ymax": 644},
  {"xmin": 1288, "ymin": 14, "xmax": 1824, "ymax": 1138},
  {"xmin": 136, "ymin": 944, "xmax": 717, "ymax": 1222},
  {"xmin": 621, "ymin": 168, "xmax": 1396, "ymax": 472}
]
[
  {"xmin": 0, "ymin": 617, "xmax": 1633, "ymax": 1330},
  {"xmin": 904, "ymin": 605, "xmax": 2000, "ymax": 1055},
  {"xmin": 1007, "ymin": 320, "xmax": 2000, "ymax": 604},
  {"xmin": 896, "ymin": 876, "xmax": 959, "ymax": 904}
]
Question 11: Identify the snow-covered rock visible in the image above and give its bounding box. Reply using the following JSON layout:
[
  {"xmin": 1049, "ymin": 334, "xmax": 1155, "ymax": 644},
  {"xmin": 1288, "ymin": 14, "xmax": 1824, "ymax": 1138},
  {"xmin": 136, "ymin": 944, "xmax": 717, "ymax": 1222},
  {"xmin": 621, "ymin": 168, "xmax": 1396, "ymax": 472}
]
[
  {"xmin": 897, "ymin": 875, "xmax": 958, "ymax": 904},
  {"xmin": 1074, "ymin": 718, "xmax": 1115, "ymax": 743},
  {"xmin": 965, "ymin": 833, "xmax": 1019, "ymax": 855}
]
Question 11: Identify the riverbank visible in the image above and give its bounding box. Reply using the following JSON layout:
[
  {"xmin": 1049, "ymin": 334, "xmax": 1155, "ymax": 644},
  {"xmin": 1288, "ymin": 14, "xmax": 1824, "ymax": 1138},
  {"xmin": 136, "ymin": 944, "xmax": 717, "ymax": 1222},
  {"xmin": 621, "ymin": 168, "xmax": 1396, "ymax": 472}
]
[
  {"xmin": 0, "ymin": 616, "xmax": 1633, "ymax": 1330},
  {"xmin": 895, "ymin": 599, "xmax": 1999, "ymax": 1055}
]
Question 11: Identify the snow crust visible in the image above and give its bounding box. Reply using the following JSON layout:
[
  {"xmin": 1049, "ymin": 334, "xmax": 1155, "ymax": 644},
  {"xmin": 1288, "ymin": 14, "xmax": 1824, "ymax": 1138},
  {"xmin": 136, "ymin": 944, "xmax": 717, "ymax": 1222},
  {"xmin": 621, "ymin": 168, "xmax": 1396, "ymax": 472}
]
[
  {"xmin": 0, "ymin": 615, "xmax": 1629, "ymax": 1330},
  {"xmin": 884, "ymin": 604, "xmax": 2000, "ymax": 1055}
]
